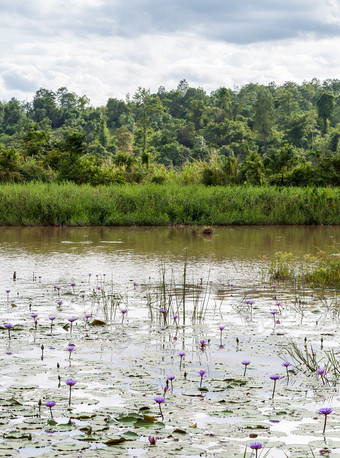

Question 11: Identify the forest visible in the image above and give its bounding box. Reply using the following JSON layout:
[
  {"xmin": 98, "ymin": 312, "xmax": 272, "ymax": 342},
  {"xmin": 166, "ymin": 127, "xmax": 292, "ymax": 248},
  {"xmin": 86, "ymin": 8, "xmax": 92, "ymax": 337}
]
[{"xmin": 0, "ymin": 78, "xmax": 339, "ymax": 187}]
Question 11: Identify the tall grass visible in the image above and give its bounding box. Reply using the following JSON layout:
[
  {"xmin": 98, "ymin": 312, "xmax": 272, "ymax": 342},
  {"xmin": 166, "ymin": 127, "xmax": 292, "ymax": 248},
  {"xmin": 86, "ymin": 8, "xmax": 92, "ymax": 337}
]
[
  {"xmin": 0, "ymin": 182, "xmax": 339, "ymax": 226},
  {"xmin": 269, "ymin": 251, "xmax": 340, "ymax": 288}
]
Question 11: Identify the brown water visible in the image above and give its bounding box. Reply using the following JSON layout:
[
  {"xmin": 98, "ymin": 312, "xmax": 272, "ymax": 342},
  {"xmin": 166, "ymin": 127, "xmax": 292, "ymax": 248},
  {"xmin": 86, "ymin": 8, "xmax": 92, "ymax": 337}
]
[
  {"xmin": 0, "ymin": 225, "xmax": 339, "ymax": 289},
  {"xmin": 0, "ymin": 226, "xmax": 339, "ymax": 457}
]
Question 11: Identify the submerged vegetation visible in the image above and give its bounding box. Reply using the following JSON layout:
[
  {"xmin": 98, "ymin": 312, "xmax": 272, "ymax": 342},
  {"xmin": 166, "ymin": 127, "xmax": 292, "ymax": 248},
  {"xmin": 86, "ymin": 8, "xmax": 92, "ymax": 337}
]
[{"xmin": 0, "ymin": 182, "xmax": 339, "ymax": 226}]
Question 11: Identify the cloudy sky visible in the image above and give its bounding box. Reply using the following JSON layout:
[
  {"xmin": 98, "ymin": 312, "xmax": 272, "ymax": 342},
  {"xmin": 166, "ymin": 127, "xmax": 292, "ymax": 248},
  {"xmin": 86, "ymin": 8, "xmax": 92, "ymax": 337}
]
[{"xmin": 1, "ymin": 0, "xmax": 340, "ymax": 106}]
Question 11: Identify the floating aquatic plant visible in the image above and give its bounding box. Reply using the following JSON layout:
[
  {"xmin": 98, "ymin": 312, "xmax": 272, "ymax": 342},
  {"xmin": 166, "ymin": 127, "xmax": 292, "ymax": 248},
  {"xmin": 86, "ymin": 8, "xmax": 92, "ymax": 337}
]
[{"xmin": 319, "ymin": 407, "xmax": 332, "ymax": 434}]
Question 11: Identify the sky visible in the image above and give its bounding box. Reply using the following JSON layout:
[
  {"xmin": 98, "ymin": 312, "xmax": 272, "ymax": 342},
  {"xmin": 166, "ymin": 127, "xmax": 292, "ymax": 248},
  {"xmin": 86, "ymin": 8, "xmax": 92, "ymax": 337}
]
[{"xmin": 1, "ymin": 0, "xmax": 340, "ymax": 106}]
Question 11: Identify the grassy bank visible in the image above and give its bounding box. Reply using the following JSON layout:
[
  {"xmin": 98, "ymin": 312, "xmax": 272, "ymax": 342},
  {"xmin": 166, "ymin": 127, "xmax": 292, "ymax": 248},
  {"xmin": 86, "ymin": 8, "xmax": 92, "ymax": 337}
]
[{"xmin": 0, "ymin": 183, "xmax": 339, "ymax": 226}]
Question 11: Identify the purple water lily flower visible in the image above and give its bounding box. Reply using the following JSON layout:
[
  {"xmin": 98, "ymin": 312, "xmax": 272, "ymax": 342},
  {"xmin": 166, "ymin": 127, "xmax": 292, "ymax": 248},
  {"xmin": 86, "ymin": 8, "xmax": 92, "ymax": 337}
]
[
  {"xmin": 5, "ymin": 323, "xmax": 13, "ymax": 339},
  {"xmin": 270, "ymin": 375, "xmax": 280, "ymax": 400},
  {"xmin": 45, "ymin": 400, "xmax": 56, "ymax": 418},
  {"xmin": 120, "ymin": 309, "xmax": 127, "ymax": 323},
  {"xmin": 148, "ymin": 436, "xmax": 157, "ymax": 446},
  {"xmin": 31, "ymin": 313, "xmax": 38, "ymax": 330},
  {"xmin": 250, "ymin": 442, "xmax": 263, "ymax": 458},
  {"xmin": 66, "ymin": 379, "xmax": 77, "ymax": 405},
  {"xmin": 282, "ymin": 361, "xmax": 291, "ymax": 378},
  {"xmin": 168, "ymin": 375, "xmax": 175, "ymax": 390},
  {"xmin": 198, "ymin": 369, "xmax": 206, "ymax": 388},
  {"xmin": 154, "ymin": 396, "xmax": 165, "ymax": 418},
  {"xmin": 319, "ymin": 407, "xmax": 333, "ymax": 434},
  {"xmin": 68, "ymin": 317, "xmax": 77, "ymax": 333},
  {"xmin": 242, "ymin": 360, "xmax": 250, "ymax": 376},
  {"xmin": 317, "ymin": 368, "xmax": 326, "ymax": 385},
  {"xmin": 67, "ymin": 344, "xmax": 75, "ymax": 359},
  {"xmin": 200, "ymin": 339, "xmax": 206, "ymax": 349},
  {"xmin": 49, "ymin": 316, "xmax": 56, "ymax": 333},
  {"xmin": 178, "ymin": 352, "xmax": 185, "ymax": 370}
]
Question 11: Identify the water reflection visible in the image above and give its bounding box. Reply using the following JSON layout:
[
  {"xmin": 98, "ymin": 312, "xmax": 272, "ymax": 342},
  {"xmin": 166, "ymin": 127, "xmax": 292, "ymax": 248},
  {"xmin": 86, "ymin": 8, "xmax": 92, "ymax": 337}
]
[
  {"xmin": 0, "ymin": 225, "xmax": 338, "ymax": 290},
  {"xmin": 0, "ymin": 225, "xmax": 338, "ymax": 258}
]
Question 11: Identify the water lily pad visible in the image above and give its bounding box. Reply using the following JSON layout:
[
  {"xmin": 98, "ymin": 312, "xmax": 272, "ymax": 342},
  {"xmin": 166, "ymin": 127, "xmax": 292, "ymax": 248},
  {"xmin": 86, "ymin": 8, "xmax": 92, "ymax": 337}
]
[
  {"xmin": 51, "ymin": 442, "xmax": 91, "ymax": 451},
  {"xmin": 105, "ymin": 437, "xmax": 127, "ymax": 446},
  {"xmin": 90, "ymin": 319, "xmax": 107, "ymax": 326}
]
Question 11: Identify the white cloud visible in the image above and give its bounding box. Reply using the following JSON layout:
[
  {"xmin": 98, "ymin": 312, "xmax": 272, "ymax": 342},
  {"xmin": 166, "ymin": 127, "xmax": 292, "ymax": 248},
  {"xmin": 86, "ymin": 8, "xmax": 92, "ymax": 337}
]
[{"xmin": 1, "ymin": 0, "xmax": 340, "ymax": 105}]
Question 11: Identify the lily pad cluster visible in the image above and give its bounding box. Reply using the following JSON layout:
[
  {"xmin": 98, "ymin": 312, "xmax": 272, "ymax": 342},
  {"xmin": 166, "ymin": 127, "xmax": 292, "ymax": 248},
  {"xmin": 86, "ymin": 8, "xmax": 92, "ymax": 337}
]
[{"xmin": 0, "ymin": 260, "xmax": 339, "ymax": 457}]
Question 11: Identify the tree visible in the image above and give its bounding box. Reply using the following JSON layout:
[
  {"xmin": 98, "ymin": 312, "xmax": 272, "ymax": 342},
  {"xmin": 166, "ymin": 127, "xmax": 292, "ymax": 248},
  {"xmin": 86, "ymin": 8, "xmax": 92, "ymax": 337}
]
[
  {"xmin": 114, "ymin": 126, "xmax": 134, "ymax": 154},
  {"xmin": 263, "ymin": 144, "xmax": 299, "ymax": 185},
  {"xmin": 133, "ymin": 88, "xmax": 164, "ymax": 155},
  {"xmin": 254, "ymin": 89, "xmax": 276, "ymax": 153},
  {"xmin": 106, "ymin": 98, "xmax": 129, "ymax": 129},
  {"xmin": 3, "ymin": 98, "xmax": 26, "ymax": 135},
  {"xmin": 31, "ymin": 88, "xmax": 63, "ymax": 128},
  {"xmin": 241, "ymin": 149, "xmax": 265, "ymax": 185},
  {"xmin": 22, "ymin": 124, "xmax": 50, "ymax": 157},
  {"xmin": 316, "ymin": 92, "xmax": 336, "ymax": 135}
]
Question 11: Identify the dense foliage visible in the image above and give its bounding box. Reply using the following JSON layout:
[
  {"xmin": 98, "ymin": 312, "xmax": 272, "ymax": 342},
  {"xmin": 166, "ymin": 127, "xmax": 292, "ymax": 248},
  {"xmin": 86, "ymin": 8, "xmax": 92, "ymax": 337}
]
[
  {"xmin": 0, "ymin": 79, "xmax": 340, "ymax": 186},
  {"xmin": 0, "ymin": 183, "xmax": 338, "ymax": 226}
]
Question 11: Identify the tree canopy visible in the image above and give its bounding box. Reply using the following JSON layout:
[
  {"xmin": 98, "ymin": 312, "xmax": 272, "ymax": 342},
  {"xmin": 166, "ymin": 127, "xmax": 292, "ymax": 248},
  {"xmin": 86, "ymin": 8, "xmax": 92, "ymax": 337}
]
[{"xmin": 0, "ymin": 78, "xmax": 339, "ymax": 186}]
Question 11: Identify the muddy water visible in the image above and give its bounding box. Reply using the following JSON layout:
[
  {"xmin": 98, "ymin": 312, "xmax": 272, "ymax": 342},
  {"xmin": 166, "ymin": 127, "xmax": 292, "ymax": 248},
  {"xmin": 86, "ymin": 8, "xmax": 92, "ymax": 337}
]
[
  {"xmin": 0, "ymin": 226, "xmax": 339, "ymax": 457},
  {"xmin": 0, "ymin": 225, "xmax": 338, "ymax": 288}
]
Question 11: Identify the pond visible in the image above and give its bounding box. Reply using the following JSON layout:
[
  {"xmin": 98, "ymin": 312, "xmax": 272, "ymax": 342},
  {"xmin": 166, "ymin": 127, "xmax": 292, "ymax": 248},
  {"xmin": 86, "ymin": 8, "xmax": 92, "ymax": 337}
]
[{"xmin": 0, "ymin": 225, "xmax": 339, "ymax": 457}]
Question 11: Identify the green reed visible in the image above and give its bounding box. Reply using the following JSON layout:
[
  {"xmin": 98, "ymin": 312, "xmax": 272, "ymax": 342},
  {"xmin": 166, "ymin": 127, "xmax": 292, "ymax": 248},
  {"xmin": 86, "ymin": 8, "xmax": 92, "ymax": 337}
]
[
  {"xmin": 268, "ymin": 251, "xmax": 340, "ymax": 289},
  {"xmin": 285, "ymin": 341, "xmax": 323, "ymax": 373},
  {"xmin": 0, "ymin": 182, "xmax": 339, "ymax": 226}
]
